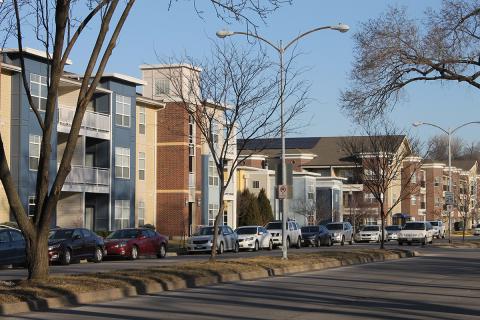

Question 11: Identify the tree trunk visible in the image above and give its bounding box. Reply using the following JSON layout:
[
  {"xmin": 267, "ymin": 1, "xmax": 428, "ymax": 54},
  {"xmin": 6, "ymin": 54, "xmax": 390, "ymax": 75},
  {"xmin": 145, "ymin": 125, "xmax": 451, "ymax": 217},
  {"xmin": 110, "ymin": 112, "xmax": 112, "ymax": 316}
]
[
  {"xmin": 210, "ymin": 184, "xmax": 226, "ymax": 262},
  {"xmin": 380, "ymin": 207, "xmax": 385, "ymax": 250},
  {"xmin": 25, "ymin": 232, "xmax": 49, "ymax": 280},
  {"xmin": 462, "ymin": 216, "xmax": 466, "ymax": 242}
]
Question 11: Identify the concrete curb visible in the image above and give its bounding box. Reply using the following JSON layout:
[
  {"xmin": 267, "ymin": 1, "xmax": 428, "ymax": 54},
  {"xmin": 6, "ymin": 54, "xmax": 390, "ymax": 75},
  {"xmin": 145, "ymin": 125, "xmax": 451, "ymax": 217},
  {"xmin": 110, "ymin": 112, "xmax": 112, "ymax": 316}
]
[{"xmin": 0, "ymin": 250, "xmax": 417, "ymax": 316}]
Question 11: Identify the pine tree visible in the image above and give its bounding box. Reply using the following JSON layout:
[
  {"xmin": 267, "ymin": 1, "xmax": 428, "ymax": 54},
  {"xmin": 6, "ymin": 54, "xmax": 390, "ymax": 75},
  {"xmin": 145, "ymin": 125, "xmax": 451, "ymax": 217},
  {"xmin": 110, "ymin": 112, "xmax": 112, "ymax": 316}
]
[
  {"xmin": 237, "ymin": 189, "xmax": 261, "ymax": 226},
  {"xmin": 257, "ymin": 188, "xmax": 274, "ymax": 226}
]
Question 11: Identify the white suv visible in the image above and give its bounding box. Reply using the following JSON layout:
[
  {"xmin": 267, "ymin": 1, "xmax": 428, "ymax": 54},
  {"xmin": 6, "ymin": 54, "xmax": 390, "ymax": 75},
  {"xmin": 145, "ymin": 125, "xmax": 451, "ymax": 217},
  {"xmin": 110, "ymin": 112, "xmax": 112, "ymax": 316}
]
[
  {"xmin": 265, "ymin": 220, "xmax": 302, "ymax": 248},
  {"xmin": 398, "ymin": 222, "xmax": 434, "ymax": 246},
  {"xmin": 428, "ymin": 221, "xmax": 446, "ymax": 239},
  {"xmin": 326, "ymin": 222, "xmax": 354, "ymax": 245}
]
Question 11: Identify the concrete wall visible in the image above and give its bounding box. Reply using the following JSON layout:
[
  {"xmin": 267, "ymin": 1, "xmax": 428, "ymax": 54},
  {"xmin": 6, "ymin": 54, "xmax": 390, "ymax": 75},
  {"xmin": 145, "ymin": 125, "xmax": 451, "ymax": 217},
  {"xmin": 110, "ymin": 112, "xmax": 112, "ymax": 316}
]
[{"xmin": 0, "ymin": 70, "xmax": 12, "ymax": 222}]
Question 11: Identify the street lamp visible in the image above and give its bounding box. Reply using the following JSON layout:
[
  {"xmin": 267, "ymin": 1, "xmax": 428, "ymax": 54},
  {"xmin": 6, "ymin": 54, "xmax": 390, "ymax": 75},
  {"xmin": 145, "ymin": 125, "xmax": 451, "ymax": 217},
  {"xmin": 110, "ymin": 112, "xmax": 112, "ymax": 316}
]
[
  {"xmin": 413, "ymin": 120, "xmax": 480, "ymax": 243},
  {"xmin": 217, "ymin": 23, "xmax": 349, "ymax": 259}
]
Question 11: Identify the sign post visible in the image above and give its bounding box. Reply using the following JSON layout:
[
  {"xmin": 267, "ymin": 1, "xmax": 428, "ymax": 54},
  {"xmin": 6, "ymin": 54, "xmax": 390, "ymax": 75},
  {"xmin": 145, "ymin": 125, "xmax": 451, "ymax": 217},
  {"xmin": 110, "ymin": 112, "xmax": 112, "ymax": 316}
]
[{"xmin": 277, "ymin": 185, "xmax": 288, "ymax": 199}]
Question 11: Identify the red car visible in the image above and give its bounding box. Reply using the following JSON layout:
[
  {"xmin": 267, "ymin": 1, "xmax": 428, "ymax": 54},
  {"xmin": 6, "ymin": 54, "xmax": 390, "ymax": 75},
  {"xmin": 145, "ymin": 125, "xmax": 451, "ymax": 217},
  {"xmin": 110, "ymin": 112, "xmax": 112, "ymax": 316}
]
[{"xmin": 104, "ymin": 228, "xmax": 168, "ymax": 260}]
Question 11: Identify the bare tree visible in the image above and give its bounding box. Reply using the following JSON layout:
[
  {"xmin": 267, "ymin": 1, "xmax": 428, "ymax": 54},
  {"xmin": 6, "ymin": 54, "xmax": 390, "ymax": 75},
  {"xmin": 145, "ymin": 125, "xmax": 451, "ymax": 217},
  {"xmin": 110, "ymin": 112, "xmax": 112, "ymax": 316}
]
[
  {"xmin": 292, "ymin": 199, "xmax": 316, "ymax": 225},
  {"xmin": 427, "ymin": 135, "xmax": 464, "ymax": 161},
  {"xmin": 341, "ymin": 1, "xmax": 480, "ymax": 121},
  {"xmin": 342, "ymin": 120, "xmax": 422, "ymax": 249},
  {"xmin": 159, "ymin": 42, "xmax": 306, "ymax": 260},
  {"xmin": 456, "ymin": 178, "xmax": 474, "ymax": 241},
  {"xmin": 0, "ymin": 0, "xmax": 290, "ymax": 279}
]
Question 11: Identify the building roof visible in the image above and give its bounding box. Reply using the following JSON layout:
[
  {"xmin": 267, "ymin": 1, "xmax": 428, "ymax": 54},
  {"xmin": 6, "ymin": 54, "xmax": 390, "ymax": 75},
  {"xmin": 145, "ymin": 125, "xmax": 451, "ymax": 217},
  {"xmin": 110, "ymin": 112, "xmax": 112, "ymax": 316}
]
[
  {"xmin": 451, "ymin": 160, "xmax": 477, "ymax": 171},
  {"xmin": 139, "ymin": 63, "xmax": 201, "ymax": 72},
  {"xmin": 101, "ymin": 73, "xmax": 147, "ymax": 86},
  {"xmin": 2, "ymin": 47, "xmax": 72, "ymax": 65},
  {"xmin": 239, "ymin": 136, "xmax": 407, "ymax": 167}
]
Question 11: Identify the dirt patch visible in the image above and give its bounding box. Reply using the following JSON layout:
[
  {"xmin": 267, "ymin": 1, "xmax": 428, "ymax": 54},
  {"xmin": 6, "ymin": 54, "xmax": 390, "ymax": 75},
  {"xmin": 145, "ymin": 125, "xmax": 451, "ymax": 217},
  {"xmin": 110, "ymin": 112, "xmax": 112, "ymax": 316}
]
[{"xmin": 0, "ymin": 249, "xmax": 411, "ymax": 305}]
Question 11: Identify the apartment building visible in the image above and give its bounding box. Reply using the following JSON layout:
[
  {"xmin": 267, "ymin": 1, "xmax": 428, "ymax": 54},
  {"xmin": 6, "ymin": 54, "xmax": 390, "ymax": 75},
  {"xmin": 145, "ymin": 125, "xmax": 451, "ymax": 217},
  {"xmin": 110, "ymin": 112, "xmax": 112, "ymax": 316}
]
[
  {"xmin": 0, "ymin": 48, "xmax": 162, "ymax": 230},
  {"xmin": 140, "ymin": 64, "xmax": 237, "ymax": 238}
]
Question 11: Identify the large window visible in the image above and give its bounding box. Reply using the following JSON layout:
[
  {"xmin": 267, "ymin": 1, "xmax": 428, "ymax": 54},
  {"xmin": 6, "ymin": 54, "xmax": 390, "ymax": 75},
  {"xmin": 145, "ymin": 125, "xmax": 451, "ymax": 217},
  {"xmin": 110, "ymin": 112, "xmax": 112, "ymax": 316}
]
[
  {"xmin": 115, "ymin": 94, "xmax": 131, "ymax": 127},
  {"xmin": 29, "ymin": 134, "xmax": 41, "ymax": 170},
  {"xmin": 155, "ymin": 79, "xmax": 170, "ymax": 95},
  {"xmin": 138, "ymin": 201, "xmax": 145, "ymax": 227},
  {"xmin": 114, "ymin": 200, "xmax": 130, "ymax": 230},
  {"xmin": 252, "ymin": 181, "xmax": 260, "ymax": 189},
  {"xmin": 411, "ymin": 195, "xmax": 417, "ymax": 205},
  {"xmin": 30, "ymin": 73, "xmax": 47, "ymax": 111},
  {"xmin": 138, "ymin": 152, "xmax": 145, "ymax": 180},
  {"xmin": 138, "ymin": 106, "xmax": 146, "ymax": 134},
  {"xmin": 115, "ymin": 147, "xmax": 130, "ymax": 179},
  {"xmin": 208, "ymin": 203, "xmax": 219, "ymax": 226},
  {"xmin": 208, "ymin": 160, "xmax": 219, "ymax": 186}
]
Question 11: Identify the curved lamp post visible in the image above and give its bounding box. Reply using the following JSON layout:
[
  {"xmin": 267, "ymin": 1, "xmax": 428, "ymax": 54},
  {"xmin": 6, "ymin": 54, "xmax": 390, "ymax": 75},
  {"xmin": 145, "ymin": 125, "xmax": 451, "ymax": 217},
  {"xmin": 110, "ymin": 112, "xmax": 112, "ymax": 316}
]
[
  {"xmin": 218, "ymin": 23, "xmax": 349, "ymax": 259},
  {"xmin": 413, "ymin": 121, "xmax": 480, "ymax": 243}
]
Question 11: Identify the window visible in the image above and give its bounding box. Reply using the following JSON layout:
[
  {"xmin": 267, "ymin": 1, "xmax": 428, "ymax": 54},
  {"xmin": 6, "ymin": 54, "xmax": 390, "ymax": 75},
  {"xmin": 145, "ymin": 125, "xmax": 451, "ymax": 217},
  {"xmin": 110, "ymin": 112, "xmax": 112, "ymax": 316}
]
[
  {"xmin": 30, "ymin": 73, "xmax": 47, "ymax": 111},
  {"xmin": 10, "ymin": 230, "xmax": 24, "ymax": 242},
  {"xmin": 411, "ymin": 195, "xmax": 417, "ymax": 205},
  {"xmin": 115, "ymin": 147, "xmax": 130, "ymax": 179},
  {"xmin": 138, "ymin": 152, "xmax": 145, "ymax": 180},
  {"xmin": 208, "ymin": 204, "xmax": 219, "ymax": 226},
  {"xmin": 223, "ymin": 211, "xmax": 228, "ymax": 226},
  {"xmin": 434, "ymin": 177, "xmax": 440, "ymax": 187},
  {"xmin": 114, "ymin": 200, "xmax": 130, "ymax": 229},
  {"xmin": 308, "ymin": 182, "xmax": 315, "ymax": 200},
  {"xmin": 115, "ymin": 94, "xmax": 131, "ymax": 127},
  {"xmin": 364, "ymin": 193, "xmax": 375, "ymax": 203},
  {"xmin": 155, "ymin": 79, "xmax": 170, "ymax": 95},
  {"xmin": 411, "ymin": 173, "xmax": 417, "ymax": 184},
  {"xmin": 138, "ymin": 201, "xmax": 145, "ymax": 227},
  {"xmin": 252, "ymin": 180, "xmax": 260, "ymax": 189},
  {"xmin": 211, "ymin": 123, "xmax": 219, "ymax": 145},
  {"xmin": 208, "ymin": 160, "xmax": 219, "ymax": 186},
  {"xmin": 28, "ymin": 196, "xmax": 36, "ymax": 217},
  {"xmin": 29, "ymin": 134, "xmax": 41, "ymax": 170},
  {"xmin": 138, "ymin": 106, "xmax": 146, "ymax": 134}
]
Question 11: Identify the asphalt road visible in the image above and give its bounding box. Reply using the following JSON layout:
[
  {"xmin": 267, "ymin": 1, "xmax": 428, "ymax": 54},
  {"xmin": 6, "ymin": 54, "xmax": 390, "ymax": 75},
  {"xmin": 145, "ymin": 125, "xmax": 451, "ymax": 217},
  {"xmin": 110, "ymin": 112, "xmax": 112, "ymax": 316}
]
[
  {"xmin": 0, "ymin": 237, "xmax": 477, "ymax": 281},
  {"xmin": 6, "ymin": 244, "xmax": 480, "ymax": 319}
]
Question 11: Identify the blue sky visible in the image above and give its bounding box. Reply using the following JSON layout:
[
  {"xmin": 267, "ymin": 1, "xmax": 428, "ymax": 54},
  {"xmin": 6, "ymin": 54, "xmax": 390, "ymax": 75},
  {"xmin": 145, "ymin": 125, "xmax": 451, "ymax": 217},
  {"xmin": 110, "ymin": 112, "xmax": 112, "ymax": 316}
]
[{"xmin": 19, "ymin": 0, "xmax": 480, "ymax": 144}]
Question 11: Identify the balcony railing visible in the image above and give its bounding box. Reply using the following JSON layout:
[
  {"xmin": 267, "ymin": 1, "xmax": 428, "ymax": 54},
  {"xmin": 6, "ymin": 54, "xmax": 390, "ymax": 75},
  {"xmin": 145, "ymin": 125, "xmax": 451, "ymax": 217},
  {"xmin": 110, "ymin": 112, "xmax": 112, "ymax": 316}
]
[
  {"xmin": 62, "ymin": 165, "xmax": 110, "ymax": 193},
  {"xmin": 58, "ymin": 106, "xmax": 111, "ymax": 139}
]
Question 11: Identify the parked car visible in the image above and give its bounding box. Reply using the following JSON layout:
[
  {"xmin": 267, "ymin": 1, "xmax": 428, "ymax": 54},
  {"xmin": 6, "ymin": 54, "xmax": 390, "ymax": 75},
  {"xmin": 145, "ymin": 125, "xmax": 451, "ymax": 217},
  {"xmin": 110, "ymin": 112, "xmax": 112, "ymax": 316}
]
[
  {"xmin": 354, "ymin": 225, "xmax": 386, "ymax": 243},
  {"xmin": 236, "ymin": 226, "xmax": 273, "ymax": 251},
  {"xmin": 398, "ymin": 222, "xmax": 434, "ymax": 246},
  {"xmin": 48, "ymin": 228, "xmax": 105, "ymax": 265},
  {"xmin": 385, "ymin": 225, "xmax": 402, "ymax": 241},
  {"xmin": 301, "ymin": 225, "xmax": 332, "ymax": 247},
  {"xmin": 428, "ymin": 221, "xmax": 446, "ymax": 239},
  {"xmin": 326, "ymin": 222, "xmax": 354, "ymax": 245},
  {"xmin": 104, "ymin": 228, "xmax": 168, "ymax": 260},
  {"xmin": 474, "ymin": 224, "xmax": 480, "ymax": 236},
  {"xmin": 186, "ymin": 225, "xmax": 238, "ymax": 254},
  {"xmin": 265, "ymin": 220, "xmax": 302, "ymax": 248},
  {"xmin": 0, "ymin": 226, "xmax": 26, "ymax": 266}
]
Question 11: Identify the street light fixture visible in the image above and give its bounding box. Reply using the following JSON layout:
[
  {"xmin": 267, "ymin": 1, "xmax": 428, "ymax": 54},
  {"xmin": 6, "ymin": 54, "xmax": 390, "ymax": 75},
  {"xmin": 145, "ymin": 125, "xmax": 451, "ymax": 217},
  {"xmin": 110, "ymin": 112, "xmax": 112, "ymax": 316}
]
[
  {"xmin": 413, "ymin": 120, "xmax": 480, "ymax": 243},
  {"xmin": 217, "ymin": 23, "xmax": 349, "ymax": 259}
]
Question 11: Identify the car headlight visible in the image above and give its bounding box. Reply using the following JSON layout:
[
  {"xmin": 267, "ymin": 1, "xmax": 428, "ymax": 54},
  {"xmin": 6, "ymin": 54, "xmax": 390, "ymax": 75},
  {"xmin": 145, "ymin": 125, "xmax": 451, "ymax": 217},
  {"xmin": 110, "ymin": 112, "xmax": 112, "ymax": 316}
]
[{"xmin": 48, "ymin": 243, "xmax": 61, "ymax": 251}]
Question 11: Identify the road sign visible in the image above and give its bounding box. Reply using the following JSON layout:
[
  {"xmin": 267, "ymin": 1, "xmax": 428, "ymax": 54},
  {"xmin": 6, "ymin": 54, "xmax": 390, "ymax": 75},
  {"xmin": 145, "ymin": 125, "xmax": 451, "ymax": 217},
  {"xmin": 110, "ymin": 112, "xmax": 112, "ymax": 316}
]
[
  {"xmin": 445, "ymin": 191, "xmax": 454, "ymax": 205},
  {"xmin": 446, "ymin": 204, "xmax": 453, "ymax": 211},
  {"xmin": 277, "ymin": 185, "xmax": 288, "ymax": 199}
]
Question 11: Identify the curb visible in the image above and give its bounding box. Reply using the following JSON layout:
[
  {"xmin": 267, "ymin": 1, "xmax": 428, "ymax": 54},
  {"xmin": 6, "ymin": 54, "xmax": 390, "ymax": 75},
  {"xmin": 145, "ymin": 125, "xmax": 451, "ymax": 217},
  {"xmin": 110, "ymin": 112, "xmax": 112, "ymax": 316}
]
[{"xmin": 0, "ymin": 250, "xmax": 417, "ymax": 316}]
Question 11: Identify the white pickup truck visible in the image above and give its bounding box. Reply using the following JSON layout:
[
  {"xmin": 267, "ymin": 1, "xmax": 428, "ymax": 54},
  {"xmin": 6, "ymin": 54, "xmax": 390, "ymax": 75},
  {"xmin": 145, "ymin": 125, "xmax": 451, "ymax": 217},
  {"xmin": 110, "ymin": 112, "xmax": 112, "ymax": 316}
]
[{"xmin": 398, "ymin": 222, "xmax": 434, "ymax": 246}]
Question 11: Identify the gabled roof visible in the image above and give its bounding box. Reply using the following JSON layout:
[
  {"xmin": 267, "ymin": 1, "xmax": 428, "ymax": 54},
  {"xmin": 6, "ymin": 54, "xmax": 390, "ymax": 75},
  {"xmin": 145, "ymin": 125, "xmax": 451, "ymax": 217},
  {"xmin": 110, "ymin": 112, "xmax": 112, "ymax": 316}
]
[
  {"xmin": 239, "ymin": 135, "xmax": 407, "ymax": 167},
  {"xmin": 2, "ymin": 47, "xmax": 72, "ymax": 65}
]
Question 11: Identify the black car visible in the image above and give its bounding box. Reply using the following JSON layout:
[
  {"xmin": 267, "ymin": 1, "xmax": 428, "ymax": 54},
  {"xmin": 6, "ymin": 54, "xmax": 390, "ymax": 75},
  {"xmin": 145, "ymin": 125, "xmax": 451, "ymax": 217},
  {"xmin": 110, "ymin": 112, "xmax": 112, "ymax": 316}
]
[
  {"xmin": 48, "ymin": 228, "xmax": 105, "ymax": 265},
  {"xmin": 301, "ymin": 225, "xmax": 332, "ymax": 247},
  {"xmin": 0, "ymin": 227, "xmax": 26, "ymax": 266}
]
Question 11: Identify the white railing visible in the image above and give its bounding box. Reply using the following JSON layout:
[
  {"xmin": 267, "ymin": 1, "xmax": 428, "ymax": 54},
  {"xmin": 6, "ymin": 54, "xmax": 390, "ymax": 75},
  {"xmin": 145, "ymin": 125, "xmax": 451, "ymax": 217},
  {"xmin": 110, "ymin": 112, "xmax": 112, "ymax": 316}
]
[
  {"xmin": 58, "ymin": 106, "xmax": 110, "ymax": 139},
  {"xmin": 62, "ymin": 165, "xmax": 110, "ymax": 193}
]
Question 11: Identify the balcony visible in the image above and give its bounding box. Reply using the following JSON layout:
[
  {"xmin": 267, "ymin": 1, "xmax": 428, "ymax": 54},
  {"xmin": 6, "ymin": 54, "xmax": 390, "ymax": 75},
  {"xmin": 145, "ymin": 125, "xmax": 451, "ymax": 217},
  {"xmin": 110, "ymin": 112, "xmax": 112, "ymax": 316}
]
[
  {"xmin": 58, "ymin": 106, "xmax": 111, "ymax": 140},
  {"xmin": 61, "ymin": 165, "xmax": 110, "ymax": 193}
]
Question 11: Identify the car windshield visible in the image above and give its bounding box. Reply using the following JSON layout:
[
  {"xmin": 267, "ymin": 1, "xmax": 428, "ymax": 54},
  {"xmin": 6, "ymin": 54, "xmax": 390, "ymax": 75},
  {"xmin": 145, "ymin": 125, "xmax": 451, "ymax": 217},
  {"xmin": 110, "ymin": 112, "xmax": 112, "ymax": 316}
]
[
  {"xmin": 386, "ymin": 226, "xmax": 401, "ymax": 231},
  {"xmin": 49, "ymin": 229, "xmax": 73, "ymax": 240},
  {"xmin": 195, "ymin": 227, "xmax": 219, "ymax": 236},
  {"xmin": 403, "ymin": 223, "xmax": 425, "ymax": 230},
  {"xmin": 236, "ymin": 227, "xmax": 257, "ymax": 235},
  {"xmin": 107, "ymin": 229, "xmax": 139, "ymax": 239},
  {"xmin": 429, "ymin": 221, "xmax": 439, "ymax": 226},
  {"xmin": 266, "ymin": 222, "xmax": 282, "ymax": 230},
  {"xmin": 326, "ymin": 223, "xmax": 343, "ymax": 231},
  {"xmin": 301, "ymin": 227, "xmax": 319, "ymax": 233},
  {"xmin": 361, "ymin": 226, "xmax": 379, "ymax": 231},
  {"xmin": 476, "ymin": 224, "xmax": 480, "ymax": 228}
]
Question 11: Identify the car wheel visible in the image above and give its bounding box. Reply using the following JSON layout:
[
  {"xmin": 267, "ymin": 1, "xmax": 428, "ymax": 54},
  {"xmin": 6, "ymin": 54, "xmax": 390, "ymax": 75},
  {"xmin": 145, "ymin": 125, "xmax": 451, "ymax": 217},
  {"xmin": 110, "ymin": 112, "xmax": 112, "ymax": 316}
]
[
  {"xmin": 129, "ymin": 245, "xmax": 139, "ymax": 260},
  {"xmin": 349, "ymin": 237, "xmax": 353, "ymax": 245},
  {"xmin": 268, "ymin": 240, "xmax": 273, "ymax": 251},
  {"xmin": 286, "ymin": 237, "xmax": 290, "ymax": 248},
  {"xmin": 341, "ymin": 236, "xmax": 345, "ymax": 246},
  {"xmin": 329, "ymin": 237, "xmax": 333, "ymax": 247},
  {"xmin": 234, "ymin": 242, "xmax": 239, "ymax": 253},
  {"xmin": 92, "ymin": 247, "xmax": 103, "ymax": 263},
  {"xmin": 398, "ymin": 241, "xmax": 403, "ymax": 246},
  {"xmin": 316, "ymin": 238, "xmax": 320, "ymax": 247},
  {"xmin": 407, "ymin": 242, "xmax": 412, "ymax": 246},
  {"xmin": 296, "ymin": 237, "xmax": 301, "ymax": 249},
  {"xmin": 157, "ymin": 243, "xmax": 167, "ymax": 259},
  {"xmin": 422, "ymin": 237, "xmax": 427, "ymax": 246},
  {"xmin": 60, "ymin": 249, "xmax": 71, "ymax": 266},
  {"xmin": 218, "ymin": 242, "xmax": 224, "ymax": 254},
  {"xmin": 442, "ymin": 233, "xmax": 445, "ymax": 239},
  {"xmin": 254, "ymin": 241, "xmax": 259, "ymax": 252}
]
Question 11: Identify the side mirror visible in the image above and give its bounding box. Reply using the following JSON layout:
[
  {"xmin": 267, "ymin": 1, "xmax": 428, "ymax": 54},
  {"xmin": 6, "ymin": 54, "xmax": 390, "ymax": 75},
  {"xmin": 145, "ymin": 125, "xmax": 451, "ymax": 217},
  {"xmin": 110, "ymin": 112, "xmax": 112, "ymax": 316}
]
[{"xmin": 73, "ymin": 234, "xmax": 81, "ymax": 240}]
